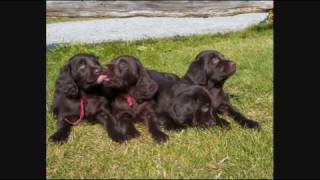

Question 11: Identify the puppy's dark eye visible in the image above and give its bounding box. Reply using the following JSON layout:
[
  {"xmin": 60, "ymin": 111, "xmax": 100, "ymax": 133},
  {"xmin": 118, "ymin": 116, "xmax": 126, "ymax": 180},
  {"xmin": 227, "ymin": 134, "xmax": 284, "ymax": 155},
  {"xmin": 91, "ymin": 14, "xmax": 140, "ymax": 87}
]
[
  {"xmin": 213, "ymin": 59, "xmax": 219, "ymax": 64},
  {"xmin": 119, "ymin": 62, "xmax": 126, "ymax": 68},
  {"xmin": 119, "ymin": 62, "xmax": 127, "ymax": 72},
  {"xmin": 201, "ymin": 104, "xmax": 210, "ymax": 112},
  {"xmin": 201, "ymin": 106, "xmax": 209, "ymax": 112},
  {"xmin": 79, "ymin": 64, "xmax": 86, "ymax": 71}
]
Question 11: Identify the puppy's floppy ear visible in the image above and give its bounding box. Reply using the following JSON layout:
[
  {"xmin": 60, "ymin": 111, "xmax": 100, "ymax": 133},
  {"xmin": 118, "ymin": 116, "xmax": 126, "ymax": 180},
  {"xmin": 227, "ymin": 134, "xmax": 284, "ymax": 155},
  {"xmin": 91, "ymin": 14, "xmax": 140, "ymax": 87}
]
[
  {"xmin": 184, "ymin": 58, "xmax": 207, "ymax": 85},
  {"xmin": 55, "ymin": 62, "xmax": 78, "ymax": 98},
  {"xmin": 168, "ymin": 102, "xmax": 183, "ymax": 124},
  {"xmin": 168, "ymin": 100, "xmax": 191, "ymax": 124},
  {"xmin": 132, "ymin": 61, "xmax": 158, "ymax": 101}
]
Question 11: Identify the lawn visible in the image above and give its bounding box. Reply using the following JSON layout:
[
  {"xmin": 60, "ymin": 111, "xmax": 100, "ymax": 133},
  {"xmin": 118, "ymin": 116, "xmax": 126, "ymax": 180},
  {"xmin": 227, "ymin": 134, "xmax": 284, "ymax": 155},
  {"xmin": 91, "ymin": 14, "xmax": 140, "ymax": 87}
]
[
  {"xmin": 46, "ymin": 21, "xmax": 273, "ymax": 179},
  {"xmin": 47, "ymin": 17, "xmax": 110, "ymax": 24}
]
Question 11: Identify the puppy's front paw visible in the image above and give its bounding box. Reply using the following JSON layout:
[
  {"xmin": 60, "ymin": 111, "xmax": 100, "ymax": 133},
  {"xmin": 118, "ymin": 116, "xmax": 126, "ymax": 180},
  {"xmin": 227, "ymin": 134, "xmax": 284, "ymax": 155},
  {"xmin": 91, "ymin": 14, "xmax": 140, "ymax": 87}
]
[
  {"xmin": 217, "ymin": 119, "xmax": 231, "ymax": 129},
  {"xmin": 152, "ymin": 132, "xmax": 169, "ymax": 144},
  {"xmin": 164, "ymin": 125, "xmax": 184, "ymax": 132},
  {"xmin": 110, "ymin": 133, "xmax": 129, "ymax": 143},
  {"xmin": 128, "ymin": 129, "xmax": 141, "ymax": 139},
  {"xmin": 49, "ymin": 133, "xmax": 68, "ymax": 145},
  {"xmin": 244, "ymin": 119, "xmax": 260, "ymax": 130}
]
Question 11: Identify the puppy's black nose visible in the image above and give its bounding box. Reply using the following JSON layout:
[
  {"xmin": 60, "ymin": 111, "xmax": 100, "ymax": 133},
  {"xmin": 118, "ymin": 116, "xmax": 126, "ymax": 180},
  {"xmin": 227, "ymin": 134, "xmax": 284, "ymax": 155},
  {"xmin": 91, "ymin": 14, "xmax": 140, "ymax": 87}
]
[{"xmin": 229, "ymin": 62, "xmax": 236, "ymax": 69}]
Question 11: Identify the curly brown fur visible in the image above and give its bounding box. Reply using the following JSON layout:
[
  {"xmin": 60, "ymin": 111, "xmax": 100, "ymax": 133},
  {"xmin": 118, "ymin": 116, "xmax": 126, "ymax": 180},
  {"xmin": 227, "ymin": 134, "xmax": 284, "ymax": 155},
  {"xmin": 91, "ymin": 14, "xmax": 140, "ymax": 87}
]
[
  {"xmin": 181, "ymin": 50, "xmax": 260, "ymax": 129},
  {"xmin": 101, "ymin": 55, "xmax": 169, "ymax": 143},
  {"xmin": 50, "ymin": 54, "xmax": 130, "ymax": 144}
]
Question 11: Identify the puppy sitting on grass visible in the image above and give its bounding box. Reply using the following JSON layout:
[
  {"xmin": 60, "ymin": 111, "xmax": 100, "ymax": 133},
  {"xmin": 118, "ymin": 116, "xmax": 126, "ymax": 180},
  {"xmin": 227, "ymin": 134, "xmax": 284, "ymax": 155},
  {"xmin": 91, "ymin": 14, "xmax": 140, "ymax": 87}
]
[
  {"xmin": 49, "ymin": 54, "xmax": 129, "ymax": 144},
  {"xmin": 99, "ymin": 55, "xmax": 169, "ymax": 143}
]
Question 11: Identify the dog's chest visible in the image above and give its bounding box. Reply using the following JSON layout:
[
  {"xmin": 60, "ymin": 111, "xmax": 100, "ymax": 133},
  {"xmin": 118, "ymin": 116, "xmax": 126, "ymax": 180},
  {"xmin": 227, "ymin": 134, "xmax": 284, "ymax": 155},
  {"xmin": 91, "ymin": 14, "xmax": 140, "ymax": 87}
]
[
  {"xmin": 84, "ymin": 97, "xmax": 104, "ymax": 116},
  {"xmin": 113, "ymin": 97, "xmax": 136, "ymax": 112}
]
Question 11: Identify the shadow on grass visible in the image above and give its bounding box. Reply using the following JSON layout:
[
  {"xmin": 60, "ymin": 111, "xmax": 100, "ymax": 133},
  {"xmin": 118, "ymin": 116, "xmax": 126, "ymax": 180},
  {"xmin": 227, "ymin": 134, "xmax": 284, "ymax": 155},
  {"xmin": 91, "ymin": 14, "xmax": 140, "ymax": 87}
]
[
  {"xmin": 250, "ymin": 20, "xmax": 273, "ymax": 32},
  {"xmin": 47, "ymin": 43, "xmax": 59, "ymax": 50}
]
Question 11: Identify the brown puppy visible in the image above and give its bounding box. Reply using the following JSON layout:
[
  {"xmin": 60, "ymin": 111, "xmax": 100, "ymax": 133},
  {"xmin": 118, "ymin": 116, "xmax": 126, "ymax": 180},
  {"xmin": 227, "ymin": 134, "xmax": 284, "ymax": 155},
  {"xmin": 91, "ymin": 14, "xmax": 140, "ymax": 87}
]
[
  {"xmin": 50, "ymin": 54, "xmax": 127, "ymax": 144},
  {"xmin": 182, "ymin": 50, "xmax": 260, "ymax": 129},
  {"xmin": 100, "ymin": 55, "xmax": 169, "ymax": 143}
]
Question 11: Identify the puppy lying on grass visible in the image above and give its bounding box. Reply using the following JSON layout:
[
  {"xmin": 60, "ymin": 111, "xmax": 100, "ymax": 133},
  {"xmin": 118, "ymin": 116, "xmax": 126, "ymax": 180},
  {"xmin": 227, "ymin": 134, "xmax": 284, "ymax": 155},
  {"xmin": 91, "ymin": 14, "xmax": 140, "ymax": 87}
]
[{"xmin": 148, "ymin": 50, "xmax": 260, "ymax": 129}]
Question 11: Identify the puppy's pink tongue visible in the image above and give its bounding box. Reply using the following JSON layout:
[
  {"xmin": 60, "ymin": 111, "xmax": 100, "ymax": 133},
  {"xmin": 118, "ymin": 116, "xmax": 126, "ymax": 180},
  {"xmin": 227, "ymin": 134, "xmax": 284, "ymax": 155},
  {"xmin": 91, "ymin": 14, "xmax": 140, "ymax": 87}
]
[{"xmin": 97, "ymin": 75, "xmax": 108, "ymax": 84}]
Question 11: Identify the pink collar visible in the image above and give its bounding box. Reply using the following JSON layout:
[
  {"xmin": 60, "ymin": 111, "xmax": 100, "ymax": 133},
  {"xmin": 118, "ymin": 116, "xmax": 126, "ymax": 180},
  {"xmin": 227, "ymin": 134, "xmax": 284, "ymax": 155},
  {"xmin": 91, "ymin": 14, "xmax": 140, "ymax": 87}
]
[{"xmin": 64, "ymin": 99, "xmax": 85, "ymax": 125}]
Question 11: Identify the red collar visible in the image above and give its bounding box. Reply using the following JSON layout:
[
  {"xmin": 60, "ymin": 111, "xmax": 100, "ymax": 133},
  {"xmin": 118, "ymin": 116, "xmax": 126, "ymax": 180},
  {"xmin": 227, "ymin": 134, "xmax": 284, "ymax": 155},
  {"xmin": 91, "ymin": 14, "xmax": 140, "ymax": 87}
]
[
  {"xmin": 64, "ymin": 99, "xmax": 85, "ymax": 125},
  {"xmin": 124, "ymin": 95, "xmax": 134, "ymax": 107}
]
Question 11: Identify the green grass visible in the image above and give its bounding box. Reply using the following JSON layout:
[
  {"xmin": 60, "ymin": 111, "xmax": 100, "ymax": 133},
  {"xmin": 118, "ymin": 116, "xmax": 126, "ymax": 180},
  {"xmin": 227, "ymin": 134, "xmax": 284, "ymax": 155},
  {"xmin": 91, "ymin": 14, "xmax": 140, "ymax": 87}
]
[
  {"xmin": 47, "ymin": 17, "xmax": 111, "ymax": 24},
  {"xmin": 46, "ymin": 21, "xmax": 273, "ymax": 179}
]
